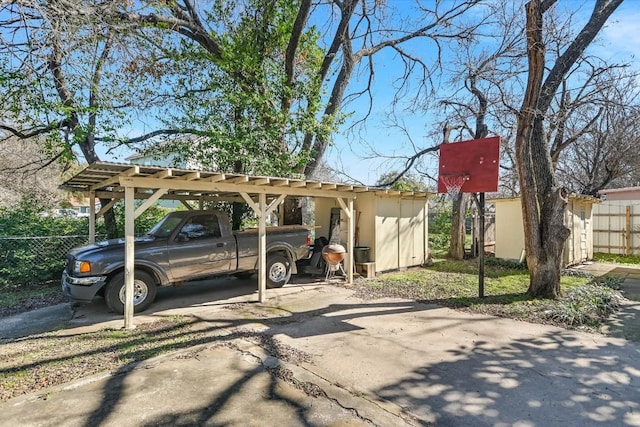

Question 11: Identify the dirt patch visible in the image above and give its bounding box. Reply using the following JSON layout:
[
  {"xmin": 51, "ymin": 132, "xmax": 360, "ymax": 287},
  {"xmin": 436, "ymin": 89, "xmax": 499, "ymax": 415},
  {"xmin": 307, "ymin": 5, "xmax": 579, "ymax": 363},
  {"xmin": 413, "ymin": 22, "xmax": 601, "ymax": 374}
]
[{"xmin": 0, "ymin": 290, "xmax": 67, "ymax": 318}]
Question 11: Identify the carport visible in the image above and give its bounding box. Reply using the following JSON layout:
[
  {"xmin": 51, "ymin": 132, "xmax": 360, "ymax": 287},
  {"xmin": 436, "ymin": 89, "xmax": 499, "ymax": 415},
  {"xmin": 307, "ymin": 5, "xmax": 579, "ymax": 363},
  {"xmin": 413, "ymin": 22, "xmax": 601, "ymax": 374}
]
[{"xmin": 61, "ymin": 161, "xmax": 377, "ymax": 328}]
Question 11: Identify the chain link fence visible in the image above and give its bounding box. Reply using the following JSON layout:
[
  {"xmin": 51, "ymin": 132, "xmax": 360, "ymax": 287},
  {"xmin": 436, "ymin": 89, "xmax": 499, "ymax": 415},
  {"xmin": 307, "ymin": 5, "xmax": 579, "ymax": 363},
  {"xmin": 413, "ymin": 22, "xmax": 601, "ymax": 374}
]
[{"xmin": 0, "ymin": 235, "xmax": 106, "ymax": 286}]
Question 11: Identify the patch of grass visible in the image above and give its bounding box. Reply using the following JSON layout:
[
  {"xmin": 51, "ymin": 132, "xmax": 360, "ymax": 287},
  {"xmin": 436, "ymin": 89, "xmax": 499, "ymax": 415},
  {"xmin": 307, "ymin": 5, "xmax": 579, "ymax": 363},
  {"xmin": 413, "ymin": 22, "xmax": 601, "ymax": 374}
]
[
  {"xmin": 0, "ymin": 282, "xmax": 66, "ymax": 318},
  {"xmin": 593, "ymin": 276, "xmax": 624, "ymax": 290},
  {"xmin": 350, "ymin": 259, "xmax": 619, "ymax": 331},
  {"xmin": 0, "ymin": 316, "xmax": 207, "ymax": 402},
  {"xmin": 594, "ymin": 252, "xmax": 640, "ymax": 265},
  {"xmin": 542, "ymin": 284, "xmax": 623, "ymax": 327}
]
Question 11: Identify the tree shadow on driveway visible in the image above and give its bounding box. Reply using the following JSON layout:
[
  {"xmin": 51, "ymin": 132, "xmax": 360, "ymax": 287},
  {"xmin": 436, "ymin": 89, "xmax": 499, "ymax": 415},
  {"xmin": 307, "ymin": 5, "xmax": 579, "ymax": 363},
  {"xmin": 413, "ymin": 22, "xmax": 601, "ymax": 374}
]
[
  {"xmin": 1, "ymin": 288, "xmax": 441, "ymax": 426},
  {"xmin": 3, "ymin": 280, "xmax": 640, "ymax": 426},
  {"xmin": 376, "ymin": 329, "xmax": 640, "ymax": 426}
]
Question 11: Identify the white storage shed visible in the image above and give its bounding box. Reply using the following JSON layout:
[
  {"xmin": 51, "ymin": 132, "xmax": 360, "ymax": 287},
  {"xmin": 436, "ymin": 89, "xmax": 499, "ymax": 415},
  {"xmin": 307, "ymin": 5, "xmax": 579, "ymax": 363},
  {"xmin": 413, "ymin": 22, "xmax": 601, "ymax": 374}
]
[
  {"xmin": 491, "ymin": 195, "xmax": 599, "ymax": 267},
  {"xmin": 315, "ymin": 191, "xmax": 430, "ymax": 275}
]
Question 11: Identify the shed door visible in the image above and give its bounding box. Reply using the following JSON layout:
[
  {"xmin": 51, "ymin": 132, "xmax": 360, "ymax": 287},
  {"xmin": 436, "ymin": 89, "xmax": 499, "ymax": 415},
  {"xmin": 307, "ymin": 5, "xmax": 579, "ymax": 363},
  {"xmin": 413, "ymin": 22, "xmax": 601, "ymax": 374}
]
[
  {"xmin": 399, "ymin": 199, "xmax": 425, "ymax": 268},
  {"xmin": 580, "ymin": 210, "xmax": 588, "ymax": 260},
  {"xmin": 375, "ymin": 199, "xmax": 400, "ymax": 271}
]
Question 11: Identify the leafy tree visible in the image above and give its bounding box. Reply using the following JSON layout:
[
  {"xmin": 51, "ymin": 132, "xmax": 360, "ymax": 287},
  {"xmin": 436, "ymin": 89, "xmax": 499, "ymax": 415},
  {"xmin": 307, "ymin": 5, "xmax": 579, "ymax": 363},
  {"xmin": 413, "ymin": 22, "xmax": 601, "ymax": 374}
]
[
  {"xmin": 96, "ymin": 0, "xmax": 482, "ymax": 177},
  {"xmin": 2, "ymin": 1, "xmax": 485, "ymax": 195},
  {"xmin": 0, "ymin": 1, "xmax": 172, "ymax": 237},
  {"xmin": 375, "ymin": 171, "xmax": 428, "ymax": 192}
]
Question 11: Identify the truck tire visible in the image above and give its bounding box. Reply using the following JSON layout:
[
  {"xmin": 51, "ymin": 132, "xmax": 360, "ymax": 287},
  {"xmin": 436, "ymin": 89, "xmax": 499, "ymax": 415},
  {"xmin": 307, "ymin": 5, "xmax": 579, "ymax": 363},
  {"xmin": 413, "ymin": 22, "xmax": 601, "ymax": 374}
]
[
  {"xmin": 266, "ymin": 254, "xmax": 291, "ymax": 288},
  {"xmin": 105, "ymin": 270, "xmax": 157, "ymax": 314}
]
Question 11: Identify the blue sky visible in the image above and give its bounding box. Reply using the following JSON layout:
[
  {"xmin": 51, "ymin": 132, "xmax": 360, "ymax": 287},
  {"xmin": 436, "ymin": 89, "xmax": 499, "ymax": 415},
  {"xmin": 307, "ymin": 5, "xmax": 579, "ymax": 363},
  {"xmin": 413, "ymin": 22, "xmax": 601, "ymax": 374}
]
[
  {"xmin": 100, "ymin": 1, "xmax": 640, "ymax": 186},
  {"xmin": 322, "ymin": 1, "xmax": 640, "ymax": 186}
]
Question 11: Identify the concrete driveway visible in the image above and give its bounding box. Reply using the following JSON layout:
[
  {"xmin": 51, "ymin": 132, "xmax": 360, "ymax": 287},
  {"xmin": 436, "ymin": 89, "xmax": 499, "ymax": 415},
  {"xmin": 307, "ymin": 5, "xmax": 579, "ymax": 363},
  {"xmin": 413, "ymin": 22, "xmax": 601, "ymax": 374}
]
[{"xmin": 1, "ymin": 274, "xmax": 640, "ymax": 426}]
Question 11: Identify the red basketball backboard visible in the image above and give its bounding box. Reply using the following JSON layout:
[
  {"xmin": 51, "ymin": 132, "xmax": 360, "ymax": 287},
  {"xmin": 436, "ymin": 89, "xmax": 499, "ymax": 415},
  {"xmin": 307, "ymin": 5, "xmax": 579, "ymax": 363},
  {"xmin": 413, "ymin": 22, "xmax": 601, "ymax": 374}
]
[{"xmin": 438, "ymin": 136, "xmax": 500, "ymax": 193}]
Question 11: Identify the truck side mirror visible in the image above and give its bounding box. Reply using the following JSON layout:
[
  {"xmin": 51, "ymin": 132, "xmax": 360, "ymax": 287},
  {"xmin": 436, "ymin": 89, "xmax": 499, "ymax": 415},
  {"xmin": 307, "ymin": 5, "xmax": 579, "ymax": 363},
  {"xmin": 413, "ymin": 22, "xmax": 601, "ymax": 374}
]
[{"xmin": 176, "ymin": 232, "xmax": 189, "ymax": 242}]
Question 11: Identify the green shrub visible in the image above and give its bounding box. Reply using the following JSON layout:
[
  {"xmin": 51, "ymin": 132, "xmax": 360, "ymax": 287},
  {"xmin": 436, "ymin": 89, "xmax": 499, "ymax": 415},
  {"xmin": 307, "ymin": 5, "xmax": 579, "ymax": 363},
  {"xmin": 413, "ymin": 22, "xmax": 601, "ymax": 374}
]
[
  {"xmin": 594, "ymin": 276, "xmax": 624, "ymax": 290},
  {"xmin": 429, "ymin": 233, "xmax": 450, "ymax": 256},
  {"xmin": 0, "ymin": 198, "xmax": 89, "ymax": 237},
  {"xmin": 561, "ymin": 268, "xmax": 594, "ymax": 278},
  {"xmin": 429, "ymin": 208, "xmax": 452, "ymax": 234},
  {"xmin": 485, "ymin": 256, "xmax": 527, "ymax": 270},
  {"xmin": 110, "ymin": 202, "xmax": 170, "ymax": 237},
  {"xmin": 0, "ymin": 198, "xmax": 171, "ymax": 286},
  {"xmin": 543, "ymin": 283, "xmax": 623, "ymax": 327}
]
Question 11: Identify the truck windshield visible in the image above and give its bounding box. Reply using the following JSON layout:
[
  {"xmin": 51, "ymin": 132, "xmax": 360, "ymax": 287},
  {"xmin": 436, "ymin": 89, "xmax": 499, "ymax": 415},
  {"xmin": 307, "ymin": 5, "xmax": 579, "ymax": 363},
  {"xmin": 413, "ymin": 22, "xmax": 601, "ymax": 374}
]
[{"xmin": 147, "ymin": 213, "xmax": 188, "ymax": 238}]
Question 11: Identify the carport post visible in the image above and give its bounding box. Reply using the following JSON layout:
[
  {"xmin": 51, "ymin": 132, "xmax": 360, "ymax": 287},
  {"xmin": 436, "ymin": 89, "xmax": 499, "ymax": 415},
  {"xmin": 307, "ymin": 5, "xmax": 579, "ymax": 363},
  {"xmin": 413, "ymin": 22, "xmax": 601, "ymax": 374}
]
[
  {"xmin": 124, "ymin": 185, "xmax": 135, "ymax": 329},
  {"xmin": 346, "ymin": 198, "xmax": 354, "ymax": 284},
  {"xmin": 258, "ymin": 193, "xmax": 267, "ymax": 302},
  {"xmin": 240, "ymin": 192, "xmax": 285, "ymax": 303},
  {"xmin": 88, "ymin": 191, "xmax": 96, "ymax": 244},
  {"xmin": 335, "ymin": 197, "xmax": 354, "ymax": 284}
]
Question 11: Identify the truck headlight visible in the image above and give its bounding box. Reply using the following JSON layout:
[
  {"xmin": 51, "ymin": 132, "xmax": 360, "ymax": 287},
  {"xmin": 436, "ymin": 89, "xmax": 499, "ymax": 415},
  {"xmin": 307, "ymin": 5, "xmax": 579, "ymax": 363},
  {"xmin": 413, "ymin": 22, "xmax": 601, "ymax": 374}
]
[{"xmin": 74, "ymin": 260, "xmax": 92, "ymax": 274}]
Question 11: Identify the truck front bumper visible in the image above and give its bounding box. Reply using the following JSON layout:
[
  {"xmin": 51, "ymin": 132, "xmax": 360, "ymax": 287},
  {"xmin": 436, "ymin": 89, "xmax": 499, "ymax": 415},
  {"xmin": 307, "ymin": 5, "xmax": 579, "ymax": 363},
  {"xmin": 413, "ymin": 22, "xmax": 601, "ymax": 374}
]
[{"xmin": 61, "ymin": 271, "xmax": 108, "ymax": 303}]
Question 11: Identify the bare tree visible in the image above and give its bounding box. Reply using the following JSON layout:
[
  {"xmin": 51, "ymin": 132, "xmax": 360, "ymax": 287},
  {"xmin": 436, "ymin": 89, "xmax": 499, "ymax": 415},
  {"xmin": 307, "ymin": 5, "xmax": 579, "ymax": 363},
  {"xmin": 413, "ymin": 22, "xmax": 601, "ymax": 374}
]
[
  {"xmin": 373, "ymin": 0, "xmax": 523, "ymax": 259},
  {"xmin": 558, "ymin": 101, "xmax": 640, "ymax": 194},
  {"xmin": 0, "ymin": 136, "xmax": 64, "ymax": 209},
  {"xmin": 516, "ymin": 0, "xmax": 623, "ymax": 298},
  {"xmin": 438, "ymin": 0, "xmax": 524, "ymax": 259}
]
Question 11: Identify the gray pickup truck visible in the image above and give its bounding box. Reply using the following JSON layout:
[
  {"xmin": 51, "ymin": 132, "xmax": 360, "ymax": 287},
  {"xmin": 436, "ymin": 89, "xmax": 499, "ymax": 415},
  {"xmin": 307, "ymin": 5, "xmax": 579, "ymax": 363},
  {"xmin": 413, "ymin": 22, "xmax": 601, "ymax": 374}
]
[{"xmin": 62, "ymin": 210, "xmax": 311, "ymax": 314}]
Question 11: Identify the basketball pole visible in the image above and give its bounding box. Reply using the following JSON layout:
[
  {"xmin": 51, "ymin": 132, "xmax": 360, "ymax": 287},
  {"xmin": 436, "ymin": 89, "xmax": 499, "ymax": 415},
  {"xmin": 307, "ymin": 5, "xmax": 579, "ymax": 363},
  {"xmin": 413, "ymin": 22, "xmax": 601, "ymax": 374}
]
[
  {"xmin": 471, "ymin": 192, "xmax": 486, "ymax": 298},
  {"xmin": 478, "ymin": 192, "xmax": 485, "ymax": 298},
  {"xmin": 438, "ymin": 135, "xmax": 500, "ymax": 299}
]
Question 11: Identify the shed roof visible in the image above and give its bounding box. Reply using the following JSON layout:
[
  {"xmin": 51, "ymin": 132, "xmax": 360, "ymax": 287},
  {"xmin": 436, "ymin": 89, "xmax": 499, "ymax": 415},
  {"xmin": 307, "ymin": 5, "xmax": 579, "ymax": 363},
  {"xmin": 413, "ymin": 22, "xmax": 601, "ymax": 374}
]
[
  {"xmin": 598, "ymin": 186, "xmax": 640, "ymax": 195},
  {"xmin": 487, "ymin": 194, "xmax": 600, "ymax": 204}
]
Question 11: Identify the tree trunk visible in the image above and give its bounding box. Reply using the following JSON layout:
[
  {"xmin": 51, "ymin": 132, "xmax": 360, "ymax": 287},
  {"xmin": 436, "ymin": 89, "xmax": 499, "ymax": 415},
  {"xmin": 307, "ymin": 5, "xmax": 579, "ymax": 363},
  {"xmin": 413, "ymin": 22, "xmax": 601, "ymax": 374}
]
[
  {"xmin": 99, "ymin": 199, "xmax": 118, "ymax": 238},
  {"xmin": 448, "ymin": 193, "xmax": 469, "ymax": 259},
  {"xmin": 231, "ymin": 202, "xmax": 247, "ymax": 231},
  {"xmin": 516, "ymin": 0, "xmax": 571, "ymax": 299},
  {"xmin": 516, "ymin": 0, "xmax": 623, "ymax": 298},
  {"xmin": 526, "ymin": 186, "xmax": 571, "ymax": 297},
  {"xmin": 282, "ymin": 198, "xmax": 302, "ymax": 225}
]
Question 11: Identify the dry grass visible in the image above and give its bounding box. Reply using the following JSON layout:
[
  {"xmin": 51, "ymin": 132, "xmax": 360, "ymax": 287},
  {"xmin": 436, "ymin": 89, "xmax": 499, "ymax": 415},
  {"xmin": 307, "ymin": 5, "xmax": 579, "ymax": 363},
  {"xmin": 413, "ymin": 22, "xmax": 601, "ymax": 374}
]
[{"xmin": 343, "ymin": 258, "xmax": 621, "ymax": 331}]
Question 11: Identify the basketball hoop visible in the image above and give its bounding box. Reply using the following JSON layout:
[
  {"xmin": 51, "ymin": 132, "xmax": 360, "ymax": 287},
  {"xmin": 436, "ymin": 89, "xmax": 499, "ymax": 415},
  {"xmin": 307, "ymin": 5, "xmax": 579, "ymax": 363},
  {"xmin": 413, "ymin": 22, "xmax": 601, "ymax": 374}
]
[{"xmin": 440, "ymin": 174, "xmax": 469, "ymax": 199}]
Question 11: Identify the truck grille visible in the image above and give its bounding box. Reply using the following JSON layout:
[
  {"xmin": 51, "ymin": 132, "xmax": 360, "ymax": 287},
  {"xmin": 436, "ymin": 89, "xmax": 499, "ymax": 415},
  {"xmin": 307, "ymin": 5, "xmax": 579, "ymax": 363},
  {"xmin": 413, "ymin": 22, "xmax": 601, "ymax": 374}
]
[{"xmin": 66, "ymin": 255, "xmax": 75, "ymax": 274}]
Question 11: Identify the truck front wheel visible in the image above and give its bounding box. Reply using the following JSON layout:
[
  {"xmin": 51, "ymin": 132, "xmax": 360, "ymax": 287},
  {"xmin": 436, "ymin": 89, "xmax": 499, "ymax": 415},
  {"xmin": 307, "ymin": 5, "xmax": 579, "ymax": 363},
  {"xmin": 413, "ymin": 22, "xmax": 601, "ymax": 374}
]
[
  {"xmin": 105, "ymin": 270, "xmax": 157, "ymax": 314},
  {"xmin": 266, "ymin": 254, "xmax": 291, "ymax": 288}
]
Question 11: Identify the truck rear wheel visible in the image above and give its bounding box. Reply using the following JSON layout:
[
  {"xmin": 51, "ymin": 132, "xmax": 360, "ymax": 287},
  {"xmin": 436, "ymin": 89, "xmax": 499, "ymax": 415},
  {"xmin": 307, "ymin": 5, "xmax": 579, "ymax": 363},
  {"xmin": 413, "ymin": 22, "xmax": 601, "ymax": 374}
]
[
  {"xmin": 267, "ymin": 254, "xmax": 291, "ymax": 288},
  {"xmin": 105, "ymin": 270, "xmax": 157, "ymax": 314}
]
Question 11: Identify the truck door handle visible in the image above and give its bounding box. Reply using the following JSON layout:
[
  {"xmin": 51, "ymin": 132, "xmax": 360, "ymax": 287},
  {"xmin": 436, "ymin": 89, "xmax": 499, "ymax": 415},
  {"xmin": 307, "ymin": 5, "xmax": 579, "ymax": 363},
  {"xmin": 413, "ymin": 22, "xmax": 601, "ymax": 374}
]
[{"xmin": 216, "ymin": 242, "xmax": 225, "ymax": 247}]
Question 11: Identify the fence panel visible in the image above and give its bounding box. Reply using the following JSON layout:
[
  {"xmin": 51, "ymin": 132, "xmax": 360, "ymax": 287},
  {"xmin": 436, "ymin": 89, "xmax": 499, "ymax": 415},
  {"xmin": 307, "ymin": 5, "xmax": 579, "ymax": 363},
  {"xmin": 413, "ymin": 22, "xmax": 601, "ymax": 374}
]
[
  {"xmin": 593, "ymin": 202, "xmax": 640, "ymax": 255},
  {"xmin": 0, "ymin": 235, "xmax": 104, "ymax": 285}
]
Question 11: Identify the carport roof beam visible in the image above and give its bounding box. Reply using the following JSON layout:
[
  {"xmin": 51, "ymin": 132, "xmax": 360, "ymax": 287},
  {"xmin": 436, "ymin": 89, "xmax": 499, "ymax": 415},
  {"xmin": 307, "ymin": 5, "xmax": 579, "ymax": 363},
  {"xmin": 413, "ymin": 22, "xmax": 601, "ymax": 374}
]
[{"xmin": 60, "ymin": 161, "xmax": 433, "ymax": 200}]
